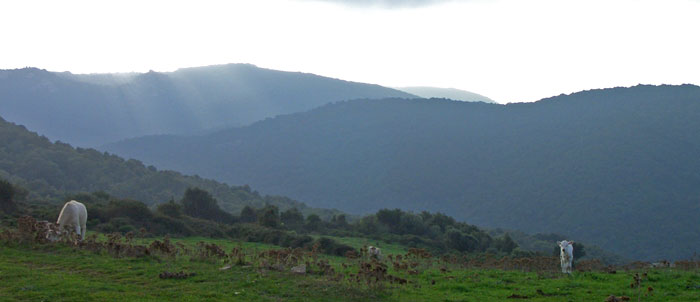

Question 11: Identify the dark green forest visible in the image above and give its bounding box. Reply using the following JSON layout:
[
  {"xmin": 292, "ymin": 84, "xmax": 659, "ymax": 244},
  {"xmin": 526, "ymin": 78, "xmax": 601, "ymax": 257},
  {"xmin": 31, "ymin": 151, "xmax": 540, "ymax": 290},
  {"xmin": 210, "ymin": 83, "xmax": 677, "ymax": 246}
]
[
  {"xmin": 0, "ymin": 64, "xmax": 414, "ymax": 146},
  {"xmin": 0, "ymin": 116, "xmax": 337, "ymax": 218},
  {"xmin": 104, "ymin": 84, "xmax": 700, "ymax": 261}
]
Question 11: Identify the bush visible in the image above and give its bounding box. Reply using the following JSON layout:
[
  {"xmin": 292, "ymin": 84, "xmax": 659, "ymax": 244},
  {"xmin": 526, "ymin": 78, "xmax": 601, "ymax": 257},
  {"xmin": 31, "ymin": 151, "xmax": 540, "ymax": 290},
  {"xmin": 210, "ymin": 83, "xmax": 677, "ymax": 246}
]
[
  {"xmin": 447, "ymin": 230, "xmax": 478, "ymax": 252},
  {"xmin": 181, "ymin": 216, "xmax": 226, "ymax": 238},
  {"xmin": 225, "ymin": 224, "xmax": 348, "ymax": 255},
  {"xmin": 316, "ymin": 237, "xmax": 356, "ymax": 256},
  {"xmin": 149, "ymin": 214, "xmax": 193, "ymax": 236},
  {"xmin": 0, "ymin": 178, "xmax": 17, "ymax": 213},
  {"xmin": 494, "ymin": 233, "xmax": 518, "ymax": 253},
  {"xmin": 398, "ymin": 234, "xmax": 433, "ymax": 249},
  {"xmin": 98, "ymin": 217, "xmax": 136, "ymax": 233},
  {"xmin": 262, "ymin": 229, "xmax": 286, "ymax": 245},
  {"xmin": 181, "ymin": 187, "xmax": 234, "ymax": 224},
  {"xmin": 287, "ymin": 234, "xmax": 314, "ymax": 248},
  {"xmin": 240, "ymin": 206, "xmax": 257, "ymax": 223},
  {"xmin": 156, "ymin": 200, "xmax": 183, "ymax": 218},
  {"xmin": 258, "ymin": 205, "xmax": 280, "ymax": 228},
  {"xmin": 281, "ymin": 208, "xmax": 304, "ymax": 230},
  {"xmin": 305, "ymin": 214, "xmax": 322, "ymax": 232},
  {"xmin": 104, "ymin": 199, "xmax": 153, "ymax": 223}
]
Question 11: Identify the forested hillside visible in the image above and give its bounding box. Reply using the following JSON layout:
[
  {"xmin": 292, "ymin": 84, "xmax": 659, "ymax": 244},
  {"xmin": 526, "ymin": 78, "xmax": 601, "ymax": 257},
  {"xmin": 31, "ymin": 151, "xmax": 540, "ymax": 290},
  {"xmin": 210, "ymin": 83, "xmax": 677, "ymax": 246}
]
[
  {"xmin": 104, "ymin": 84, "xmax": 700, "ymax": 261},
  {"xmin": 0, "ymin": 64, "xmax": 414, "ymax": 146},
  {"xmin": 0, "ymin": 116, "xmax": 335, "ymax": 217}
]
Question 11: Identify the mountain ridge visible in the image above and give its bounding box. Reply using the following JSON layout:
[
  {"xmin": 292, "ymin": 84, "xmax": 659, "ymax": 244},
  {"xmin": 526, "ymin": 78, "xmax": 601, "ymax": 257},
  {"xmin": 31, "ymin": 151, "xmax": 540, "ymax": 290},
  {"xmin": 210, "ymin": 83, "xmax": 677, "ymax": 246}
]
[{"xmin": 0, "ymin": 64, "xmax": 415, "ymax": 146}]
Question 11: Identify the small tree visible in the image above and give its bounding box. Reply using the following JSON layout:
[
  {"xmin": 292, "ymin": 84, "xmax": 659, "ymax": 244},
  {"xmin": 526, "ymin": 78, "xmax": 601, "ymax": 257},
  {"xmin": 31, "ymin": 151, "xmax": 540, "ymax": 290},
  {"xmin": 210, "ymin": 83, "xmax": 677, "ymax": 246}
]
[
  {"xmin": 572, "ymin": 242, "xmax": 586, "ymax": 260},
  {"xmin": 0, "ymin": 179, "xmax": 17, "ymax": 213},
  {"xmin": 240, "ymin": 206, "xmax": 257, "ymax": 223},
  {"xmin": 429, "ymin": 212, "xmax": 456, "ymax": 233},
  {"xmin": 495, "ymin": 233, "xmax": 518, "ymax": 253},
  {"xmin": 258, "ymin": 205, "xmax": 280, "ymax": 228},
  {"xmin": 447, "ymin": 230, "xmax": 478, "ymax": 252},
  {"xmin": 157, "ymin": 199, "xmax": 183, "ymax": 218},
  {"xmin": 281, "ymin": 208, "xmax": 304, "ymax": 230},
  {"xmin": 305, "ymin": 214, "xmax": 322, "ymax": 232},
  {"xmin": 181, "ymin": 187, "xmax": 233, "ymax": 223},
  {"xmin": 376, "ymin": 208, "xmax": 402, "ymax": 231},
  {"xmin": 331, "ymin": 214, "xmax": 348, "ymax": 228},
  {"xmin": 106, "ymin": 199, "xmax": 153, "ymax": 222}
]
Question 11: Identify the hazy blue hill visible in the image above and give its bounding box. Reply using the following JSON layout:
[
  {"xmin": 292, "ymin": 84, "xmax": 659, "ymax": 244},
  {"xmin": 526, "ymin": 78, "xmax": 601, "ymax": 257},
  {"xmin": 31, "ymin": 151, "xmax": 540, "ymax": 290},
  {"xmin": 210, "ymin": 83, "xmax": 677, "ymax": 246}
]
[
  {"xmin": 0, "ymin": 64, "xmax": 415, "ymax": 147},
  {"xmin": 0, "ymin": 115, "xmax": 336, "ymax": 217},
  {"xmin": 397, "ymin": 86, "xmax": 496, "ymax": 103},
  {"xmin": 104, "ymin": 84, "xmax": 700, "ymax": 261}
]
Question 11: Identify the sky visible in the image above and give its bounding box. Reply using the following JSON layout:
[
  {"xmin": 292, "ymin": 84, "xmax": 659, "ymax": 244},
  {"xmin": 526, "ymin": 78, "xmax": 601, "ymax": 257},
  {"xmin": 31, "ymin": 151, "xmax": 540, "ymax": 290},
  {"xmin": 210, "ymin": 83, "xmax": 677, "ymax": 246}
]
[{"xmin": 2, "ymin": 0, "xmax": 699, "ymax": 103}]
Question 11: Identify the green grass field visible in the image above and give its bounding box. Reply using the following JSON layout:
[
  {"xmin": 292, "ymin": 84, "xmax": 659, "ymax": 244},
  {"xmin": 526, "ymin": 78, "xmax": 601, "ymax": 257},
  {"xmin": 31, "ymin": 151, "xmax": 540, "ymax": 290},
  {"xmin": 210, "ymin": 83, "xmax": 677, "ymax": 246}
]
[{"xmin": 1, "ymin": 235, "xmax": 699, "ymax": 302}]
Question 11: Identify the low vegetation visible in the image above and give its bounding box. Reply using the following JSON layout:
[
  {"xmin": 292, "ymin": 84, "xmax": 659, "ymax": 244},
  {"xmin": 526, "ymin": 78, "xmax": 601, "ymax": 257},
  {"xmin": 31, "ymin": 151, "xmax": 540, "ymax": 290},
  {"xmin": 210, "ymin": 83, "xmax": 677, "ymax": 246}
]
[
  {"xmin": 1, "ymin": 217, "xmax": 699, "ymax": 301},
  {"xmin": 2, "ymin": 181, "xmax": 530, "ymax": 260},
  {"xmin": 1, "ymin": 177, "xmax": 623, "ymax": 265},
  {"xmin": 2, "ymin": 171, "xmax": 698, "ymax": 301}
]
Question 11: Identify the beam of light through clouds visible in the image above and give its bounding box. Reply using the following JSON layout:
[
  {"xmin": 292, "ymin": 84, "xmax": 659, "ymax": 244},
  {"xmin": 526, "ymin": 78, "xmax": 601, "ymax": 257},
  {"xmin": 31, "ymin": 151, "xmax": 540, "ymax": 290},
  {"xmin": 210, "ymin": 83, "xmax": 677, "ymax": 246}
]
[{"xmin": 1, "ymin": 0, "xmax": 699, "ymax": 103}]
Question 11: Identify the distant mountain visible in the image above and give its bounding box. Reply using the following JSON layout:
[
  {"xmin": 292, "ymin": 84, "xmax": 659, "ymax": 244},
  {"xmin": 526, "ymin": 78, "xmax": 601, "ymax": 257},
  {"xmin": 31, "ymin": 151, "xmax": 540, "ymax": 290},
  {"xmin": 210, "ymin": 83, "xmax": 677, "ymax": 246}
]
[
  {"xmin": 397, "ymin": 86, "xmax": 496, "ymax": 103},
  {"xmin": 104, "ymin": 84, "xmax": 700, "ymax": 261},
  {"xmin": 0, "ymin": 115, "xmax": 336, "ymax": 217},
  {"xmin": 0, "ymin": 64, "xmax": 414, "ymax": 146}
]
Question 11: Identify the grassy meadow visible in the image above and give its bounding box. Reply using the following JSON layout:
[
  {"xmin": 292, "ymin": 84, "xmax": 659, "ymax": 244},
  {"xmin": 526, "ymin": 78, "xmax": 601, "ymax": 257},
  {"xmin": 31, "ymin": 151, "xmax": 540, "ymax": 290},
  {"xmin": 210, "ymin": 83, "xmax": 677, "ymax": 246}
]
[{"xmin": 1, "ymin": 230, "xmax": 699, "ymax": 302}]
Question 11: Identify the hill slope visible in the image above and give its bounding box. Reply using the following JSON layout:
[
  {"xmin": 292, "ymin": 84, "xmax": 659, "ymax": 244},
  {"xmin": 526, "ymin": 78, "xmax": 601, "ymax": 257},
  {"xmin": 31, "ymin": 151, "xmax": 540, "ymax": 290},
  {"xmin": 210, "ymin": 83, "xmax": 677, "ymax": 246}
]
[
  {"xmin": 104, "ymin": 84, "xmax": 700, "ymax": 261},
  {"xmin": 0, "ymin": 64, "xmax": 414, "ymax": 146},
  {"xmin": 397, "ymin": 86, "xmax": 496, "ymax": 103},
  {"xmin": 0, "ymin": 115, "xmax": 334, "ymax": 217}
]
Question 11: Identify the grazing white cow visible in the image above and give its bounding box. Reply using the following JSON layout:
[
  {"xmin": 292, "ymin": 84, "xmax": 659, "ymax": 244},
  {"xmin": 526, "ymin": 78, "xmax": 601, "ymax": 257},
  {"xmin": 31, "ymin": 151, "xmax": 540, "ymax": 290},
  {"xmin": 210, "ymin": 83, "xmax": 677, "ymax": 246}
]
[
  {"xmin": 51, "ymin": 200, "xmax": 87, "ymax": 241},
  {"xmin": 367, "ymin": 246, "xmax": 382, "ymax": 259},
  {"xmin": 558, "ymin": 240, "xmax": 574, "ymax": 274}
]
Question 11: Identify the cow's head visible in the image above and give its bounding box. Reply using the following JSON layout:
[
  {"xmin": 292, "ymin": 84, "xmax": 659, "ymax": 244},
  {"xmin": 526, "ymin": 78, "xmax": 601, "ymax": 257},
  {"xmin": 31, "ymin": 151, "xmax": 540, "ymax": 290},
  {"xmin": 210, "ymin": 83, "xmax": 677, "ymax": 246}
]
[
  {"xmin": 558, "ymin": 240, "xmax": 574, "ymax": 253},
  {"xmin": 43, "ymin": 222, "xmax": 62, "ymax": 242}
]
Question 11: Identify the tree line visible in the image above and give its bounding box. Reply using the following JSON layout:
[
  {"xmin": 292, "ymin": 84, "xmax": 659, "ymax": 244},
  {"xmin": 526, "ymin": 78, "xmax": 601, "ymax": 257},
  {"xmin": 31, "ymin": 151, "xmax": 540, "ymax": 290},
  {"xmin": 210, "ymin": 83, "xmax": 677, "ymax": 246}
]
[{"xmin": 2, "ymin": 180, "xmax": 522, "ymax": 257}]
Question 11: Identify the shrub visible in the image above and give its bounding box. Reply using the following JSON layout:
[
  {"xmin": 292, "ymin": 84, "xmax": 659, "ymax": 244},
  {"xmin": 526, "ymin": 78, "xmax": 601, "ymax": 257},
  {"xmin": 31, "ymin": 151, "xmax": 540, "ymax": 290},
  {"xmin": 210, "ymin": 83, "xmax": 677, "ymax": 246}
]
[
  {"xmin": 447, "ymin": 230, "xmax": 478, "ymax": 252},
  {"xmin": 99, "ymin": 217, "xmax": 136, "ymax": 234},
  {"xmin": 258, "ymin": 205, "xmax": 280, "ymax": 228},
  {"xmin": 0, "ymin": 178, "xmax": 17, "ymax": 213},
  {"xmin": 281, "ymin": 208, "xmax": 304, "ymax": 230},
  {"xmin": 239, "ymin": 206, "xmax": 257, "ymax": 223},
  {"xmin": 104, "ymin": 199, "xmax": 153, "ymax": 223},
  {"xmin": 316, "ymin": 237, "xmax": 356, "ymax": 256},
  {"xmin": 156, "ymin": 199, "xmax": 183, "ymax": 218},
  {"xmin": 181, "ymin": 187, "xmax": 234, "ymax": 224},
  {"xmin": 149, "ymin": 214, "xmax": 193, "ymax": 236},
  {"xmin": 305, "ymin": 214, "xmax": 322, "ymax": 232}
]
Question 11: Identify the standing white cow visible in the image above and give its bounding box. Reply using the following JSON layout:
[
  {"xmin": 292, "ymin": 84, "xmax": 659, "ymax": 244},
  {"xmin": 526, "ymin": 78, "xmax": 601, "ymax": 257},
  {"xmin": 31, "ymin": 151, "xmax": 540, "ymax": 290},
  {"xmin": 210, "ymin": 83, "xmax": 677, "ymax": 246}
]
[
  {"xmin": 51, "ymin": 200, "xmax": 88, "ymax": 241},
  {"xmin": 367, "ymin": 246, "xmax": 382, "ymax": 260},
  {"xmin": 558, "ymin": 240, "xmax": 574, "ymax": 274}
]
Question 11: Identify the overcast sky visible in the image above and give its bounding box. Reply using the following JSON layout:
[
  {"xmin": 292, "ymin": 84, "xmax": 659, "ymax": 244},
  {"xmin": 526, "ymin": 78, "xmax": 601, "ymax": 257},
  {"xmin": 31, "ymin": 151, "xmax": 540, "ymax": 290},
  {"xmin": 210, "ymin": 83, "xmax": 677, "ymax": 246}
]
[{"xmin": 2, "ymin": 0, "xmax": 699, "ymax": 103}]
